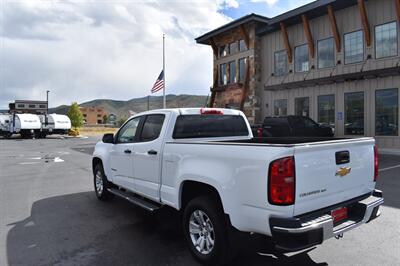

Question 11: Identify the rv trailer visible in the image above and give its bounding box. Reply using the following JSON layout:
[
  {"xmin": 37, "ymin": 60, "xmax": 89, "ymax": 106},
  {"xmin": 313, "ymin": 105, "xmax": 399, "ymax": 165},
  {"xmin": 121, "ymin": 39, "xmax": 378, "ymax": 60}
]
[
  {"xmin": 38, "ymin": 114, "xmax": 71, "ymax": 138},
  {"xmin": 1, "ymin": 113, "xmax": 42, "ymax": 138},
  {"xmin": 0, "ymin": 114, "xmax": 12, "ymax": 138}
]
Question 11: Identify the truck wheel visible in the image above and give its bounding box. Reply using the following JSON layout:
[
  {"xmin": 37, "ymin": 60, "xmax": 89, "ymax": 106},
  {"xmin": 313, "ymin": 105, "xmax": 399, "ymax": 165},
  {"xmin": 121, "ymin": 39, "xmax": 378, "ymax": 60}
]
[
  {"xmin": 183, "ymin": 196, "xmax": 235, "ymax": 265},
  {"xmin": 93, "ymin": 164, "xmax": 114, "ymax": 201}
]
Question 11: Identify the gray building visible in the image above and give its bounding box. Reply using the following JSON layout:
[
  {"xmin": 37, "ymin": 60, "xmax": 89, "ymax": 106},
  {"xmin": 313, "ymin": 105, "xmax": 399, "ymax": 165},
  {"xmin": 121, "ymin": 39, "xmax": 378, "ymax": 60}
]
[
  {"xmin": 9, "ymin": 100, "xmax": 48, "ymax": 114},
  {"xmin": 197, "ymin": 0, "xmax": 400, "ymax": 149}
]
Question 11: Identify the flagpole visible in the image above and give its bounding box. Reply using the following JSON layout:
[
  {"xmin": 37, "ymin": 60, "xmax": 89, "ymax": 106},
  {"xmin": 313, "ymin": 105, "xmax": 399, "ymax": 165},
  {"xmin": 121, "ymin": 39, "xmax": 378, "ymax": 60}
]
[{"xmin": 163, "ymin": 34, "xmax": 166, "ymax": 109}]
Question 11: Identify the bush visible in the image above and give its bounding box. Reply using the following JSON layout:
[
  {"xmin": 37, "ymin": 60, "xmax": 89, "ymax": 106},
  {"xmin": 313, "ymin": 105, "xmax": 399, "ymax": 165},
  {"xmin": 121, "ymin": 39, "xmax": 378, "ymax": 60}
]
[{"xmin": 68, "ymin": 128, "xmax": 80, "ymax": 136}]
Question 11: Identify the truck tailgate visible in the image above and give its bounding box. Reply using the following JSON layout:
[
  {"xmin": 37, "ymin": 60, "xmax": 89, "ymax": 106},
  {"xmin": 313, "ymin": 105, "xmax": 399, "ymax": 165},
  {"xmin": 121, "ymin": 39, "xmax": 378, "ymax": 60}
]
[{"xmin": 293, "ymin": 138, "xmax": 376, "ymax": 216}]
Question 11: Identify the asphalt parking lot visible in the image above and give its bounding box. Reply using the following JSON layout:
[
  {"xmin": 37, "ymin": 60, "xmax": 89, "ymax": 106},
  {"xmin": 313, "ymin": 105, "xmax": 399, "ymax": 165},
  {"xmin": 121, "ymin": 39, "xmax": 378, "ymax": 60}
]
[{"xmin": 0, "ymin": 136, "xmax": 399, "ymax": 266}]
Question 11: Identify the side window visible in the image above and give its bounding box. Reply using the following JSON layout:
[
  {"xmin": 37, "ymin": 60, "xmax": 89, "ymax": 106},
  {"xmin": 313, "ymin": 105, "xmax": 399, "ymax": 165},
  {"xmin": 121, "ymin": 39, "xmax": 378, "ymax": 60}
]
[
  {"xmin": 116, "ymin": 117, "xmax": 141, "ymax": 143},
  {"xmin": 139, "ymin": 114, "xmax": 165, "ymax": 142},
  {"xmin": 304, "ymin": 117, "xmax": 317, "ymax": 127}
]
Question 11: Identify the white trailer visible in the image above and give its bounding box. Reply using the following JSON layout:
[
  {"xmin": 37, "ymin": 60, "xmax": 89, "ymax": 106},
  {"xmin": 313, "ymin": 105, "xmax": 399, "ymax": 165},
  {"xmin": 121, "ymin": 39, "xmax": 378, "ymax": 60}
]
[
  {"xmin": 38, "ymin": 114, "xmax": 71, "ymax": 138},
  {"xmin": 1, "ymin": 113, "xmax": 42, "ymax": 138},
  {"xmin": 0, "ymin": 114, "xmax": 12, "ymax": 138}
]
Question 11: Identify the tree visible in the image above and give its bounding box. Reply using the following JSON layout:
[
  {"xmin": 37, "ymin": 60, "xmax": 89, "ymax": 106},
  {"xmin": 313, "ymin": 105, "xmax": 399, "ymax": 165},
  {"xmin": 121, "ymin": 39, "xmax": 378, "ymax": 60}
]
[
  {"xmin": 117, "ymin": 117, "xmax": 128, "ymax": 127},
  {"xmin": 67, "ymin": 102, "xmax": 84, "ymax": 130},
  {"xmin": 103, "ymin": 114, "xmax": 108, "ymax": 124}
]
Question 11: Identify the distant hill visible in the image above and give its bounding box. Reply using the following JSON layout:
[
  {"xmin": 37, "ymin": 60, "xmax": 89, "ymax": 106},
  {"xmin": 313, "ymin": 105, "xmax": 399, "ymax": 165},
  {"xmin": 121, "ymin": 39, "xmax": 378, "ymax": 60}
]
[{"xmin": 50, "ymin": 94, "xmax": 208, "ymax": 118}]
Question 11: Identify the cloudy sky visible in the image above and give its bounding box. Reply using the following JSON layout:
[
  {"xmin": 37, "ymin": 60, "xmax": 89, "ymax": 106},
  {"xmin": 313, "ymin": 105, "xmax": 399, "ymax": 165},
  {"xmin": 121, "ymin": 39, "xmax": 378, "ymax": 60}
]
[{"xmin": 0, "ymin": 0, "xmax": 314, "ymax": 108}]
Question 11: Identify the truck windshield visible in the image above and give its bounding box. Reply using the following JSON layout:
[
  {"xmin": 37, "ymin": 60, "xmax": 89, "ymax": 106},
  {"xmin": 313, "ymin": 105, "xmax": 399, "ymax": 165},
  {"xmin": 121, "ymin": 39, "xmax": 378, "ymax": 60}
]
[{"xmin": 173, "ymin": 115, "xmax": 249, "ymax": 139}]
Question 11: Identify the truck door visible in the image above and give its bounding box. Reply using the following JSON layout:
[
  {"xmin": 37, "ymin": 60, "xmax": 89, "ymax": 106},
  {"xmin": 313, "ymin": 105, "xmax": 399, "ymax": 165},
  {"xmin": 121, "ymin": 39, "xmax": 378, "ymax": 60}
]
[
  {"xmin": 132, "ymin": 114, "xmax": 166, "ymax": 202},
  {"xmin": 109, "ymin": 116, "xmax": 142, "ymax": 190}
]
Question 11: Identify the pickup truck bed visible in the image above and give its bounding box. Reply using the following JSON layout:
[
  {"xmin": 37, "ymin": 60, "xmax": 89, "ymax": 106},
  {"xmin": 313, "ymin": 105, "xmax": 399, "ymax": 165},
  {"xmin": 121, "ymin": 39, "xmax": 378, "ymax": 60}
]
[{"xmin": 223, "ymin": 136, "xmax": 346, "ymax": 144}]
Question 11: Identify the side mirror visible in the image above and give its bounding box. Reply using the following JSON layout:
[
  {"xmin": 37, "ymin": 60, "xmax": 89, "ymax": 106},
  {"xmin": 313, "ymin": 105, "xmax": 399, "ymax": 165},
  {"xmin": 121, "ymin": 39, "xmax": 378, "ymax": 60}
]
[{"xmin": 102, "ymin": 133, "xmax": 114, "ymax": 144}]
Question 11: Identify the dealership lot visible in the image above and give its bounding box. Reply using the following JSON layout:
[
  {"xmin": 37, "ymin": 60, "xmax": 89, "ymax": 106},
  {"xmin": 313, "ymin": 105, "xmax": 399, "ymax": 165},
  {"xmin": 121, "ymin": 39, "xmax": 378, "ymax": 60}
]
[{"xmin": 0, "ymin": 137, "xmax": 399, "ymax": 266}]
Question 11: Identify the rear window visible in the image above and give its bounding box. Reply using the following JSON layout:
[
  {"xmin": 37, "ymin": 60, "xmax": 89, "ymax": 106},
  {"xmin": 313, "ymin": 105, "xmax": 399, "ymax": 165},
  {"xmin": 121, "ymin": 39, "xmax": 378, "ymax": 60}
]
[{"xmin": 173, "ymin": 115, "xmax": 249, "ymax": 139}]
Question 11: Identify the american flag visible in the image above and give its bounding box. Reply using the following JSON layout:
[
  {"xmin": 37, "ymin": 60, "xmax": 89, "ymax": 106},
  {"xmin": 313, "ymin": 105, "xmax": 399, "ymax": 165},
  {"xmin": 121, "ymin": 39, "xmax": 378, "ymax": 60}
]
[{"xmin": 151, "ymin": 70, "xmax": 164, "ymax": 93}]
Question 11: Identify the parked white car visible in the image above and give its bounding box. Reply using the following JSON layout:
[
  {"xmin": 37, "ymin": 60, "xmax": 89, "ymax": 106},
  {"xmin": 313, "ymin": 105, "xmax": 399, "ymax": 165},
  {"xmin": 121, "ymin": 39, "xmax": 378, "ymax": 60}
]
[{"xmin": 92, "ymin": 108, "xmax": 383, "ymax": 265}]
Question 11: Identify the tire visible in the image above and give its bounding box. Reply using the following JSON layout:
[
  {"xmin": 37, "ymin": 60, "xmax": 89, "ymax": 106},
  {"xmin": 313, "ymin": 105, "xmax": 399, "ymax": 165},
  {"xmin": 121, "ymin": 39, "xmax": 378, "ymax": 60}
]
[
  {"xmin": 93, "ymin": 163, "xmax": 114, "ymax": 201},
  {"xmin": 183, "ymin": 196, "xmax": 235, "ymax": 265}
]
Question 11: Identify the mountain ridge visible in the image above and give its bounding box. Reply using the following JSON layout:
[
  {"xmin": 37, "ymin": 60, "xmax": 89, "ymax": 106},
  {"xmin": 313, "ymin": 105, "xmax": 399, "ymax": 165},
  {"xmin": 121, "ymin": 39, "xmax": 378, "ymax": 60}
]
[{"xmin": 50, "ymin": 94, "xmax": 209, "ymax": 118}]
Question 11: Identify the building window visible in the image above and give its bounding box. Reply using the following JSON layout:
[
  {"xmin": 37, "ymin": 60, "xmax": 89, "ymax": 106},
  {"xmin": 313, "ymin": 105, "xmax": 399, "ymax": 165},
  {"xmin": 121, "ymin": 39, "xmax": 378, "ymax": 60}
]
[
  {"xmin": 295, "ymin": 44, "xmax": 309, "ymax": 72},
  {"xmin": 39, "ymin": 104, "xmax": 46, "ymax": 108},
  {"xmin": 28, "ymin": 104, "xmax": 36, "ymax": 108},
  {"xmin": 238, "ymin": 58, "xmax": 247, "ymax": 83},
  {"xmin": 17, "ymin": 104, "xmax": 25, "ymax": 108},
  {"xmin": 239, "ymin": 39, "xmax": 247, "ymax": 51},
  {"xmin": 83, "ymin": 114, "xmax": 87, "ymax": 117},
  {"xmin": 318, "ymin": 38, "xmax": 335, "ymax": 68},
  {"xmin": 219, "ymin": 45, "xmax": 228, "ymax": 57},
  {"xmin": 344, "ymin": 92, "xmax": 364, "ymax": 135},
  {"xmin": 274, "ymin": 50, "xmax": 288, "ymax": 76},
  {"xmin": 318, "ymin": 95, "xmax": 335, "ymax": 130},
  {"xmin": 219, "ymin": 63, "xmax": 227, "ymax": 85},
  {"xmin": 228, "ymin": 61, "xmax": 236, "ymax": 84},
  {"xmin": 274, "ymin": 99, "xmax": 287, "ymax": 116},
  {"xmin": 295, "ymin": 97, "xmax": 310, "ymax": 117},
  {"xmin": 375, "ymin": 22, "xmax": 398, "ymax": 59},
  {"xmin": 229, "ymin": 42, "xmax": 238, "ymax": 54},
  {"xmin": 344, "ymin": 30, "xmax": 364, "ymax": 64},
  {"xmin": 375, "ymin": 88, "xmax": 398, "ymax": 136}
]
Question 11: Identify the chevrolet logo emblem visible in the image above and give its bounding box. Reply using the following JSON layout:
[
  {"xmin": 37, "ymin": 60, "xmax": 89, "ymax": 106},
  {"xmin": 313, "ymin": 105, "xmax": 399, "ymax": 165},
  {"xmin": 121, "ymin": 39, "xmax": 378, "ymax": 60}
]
[{"xmin": 336, "ymin": 167, "xmax": 351, "ymax": 177}]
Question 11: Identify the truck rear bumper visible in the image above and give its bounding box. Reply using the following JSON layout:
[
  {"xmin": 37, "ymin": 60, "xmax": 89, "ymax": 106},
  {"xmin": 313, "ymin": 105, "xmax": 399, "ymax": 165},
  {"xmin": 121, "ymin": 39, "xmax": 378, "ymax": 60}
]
[{"xmin": 269, "ymin": 190, "xmax": 384, "ymax": 252}]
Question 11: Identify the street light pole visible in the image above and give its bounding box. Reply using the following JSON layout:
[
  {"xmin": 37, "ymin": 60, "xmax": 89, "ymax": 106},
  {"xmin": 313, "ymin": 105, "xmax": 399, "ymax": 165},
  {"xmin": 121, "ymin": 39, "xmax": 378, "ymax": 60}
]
[{"xmin": 46, "ymin": 90, "xmax": 50, "ymax": 114}]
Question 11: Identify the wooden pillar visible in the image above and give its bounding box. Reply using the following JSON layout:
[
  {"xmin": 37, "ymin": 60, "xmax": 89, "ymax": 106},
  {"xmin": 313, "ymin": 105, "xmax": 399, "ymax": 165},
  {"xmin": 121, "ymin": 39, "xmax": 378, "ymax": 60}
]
[
  {"xmin": 210, "ymin": 38, "xmax": 218, "ymax": 58},
  {"xmin": 240, "ymin": 59, "xmax": 251, "ymax": 111},
  {"xmin": 209, "ymin": 91, "xmax": 216, "ymax": 107},
  {"xmin": 280, "ymin": 22, "xmax": 293, "ymax": 63},
  {"xmin": 395, "ymin": 0, "xmax": 400, "ymax": 24},
  {"xmin": 239, "ymin": 25, "xmax": 250, "ymax": 49},
  {"xmin": 301, "ymin": 15, "xmax": 315, "ymax": 58},
  {"xmin": 358, "ymin": 0, "xmax": 371, "ymax": 47},
  {"xmin": 327, "ymin": 5, "xmax": 341, "ymax": 52}
]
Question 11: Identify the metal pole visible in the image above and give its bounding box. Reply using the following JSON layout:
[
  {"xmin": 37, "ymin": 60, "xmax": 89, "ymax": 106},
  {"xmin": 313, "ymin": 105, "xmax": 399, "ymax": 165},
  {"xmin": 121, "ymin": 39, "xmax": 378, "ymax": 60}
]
[
  {"xmin": 163, "ymin": 34, "xmax": 166, "ymax": 109},
  {"xmin": 46, "ymin": 90, "xmax": 50, "ymax": 114}
]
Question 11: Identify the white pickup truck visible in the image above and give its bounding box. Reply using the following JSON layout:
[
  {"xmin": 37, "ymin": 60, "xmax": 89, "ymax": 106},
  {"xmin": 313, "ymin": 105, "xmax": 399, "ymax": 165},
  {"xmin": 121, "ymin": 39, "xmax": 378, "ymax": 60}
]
[{"xmin": 92, "ymin": 108, "xmax": 383, "ymax": 265}]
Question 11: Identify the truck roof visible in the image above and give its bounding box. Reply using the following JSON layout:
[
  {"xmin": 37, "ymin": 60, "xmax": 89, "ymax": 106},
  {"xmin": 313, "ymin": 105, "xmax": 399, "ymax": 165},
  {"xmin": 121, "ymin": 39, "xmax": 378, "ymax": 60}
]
[{"xmin": 136, "ymin": 108, "xmax": 243, "ymax": 116}]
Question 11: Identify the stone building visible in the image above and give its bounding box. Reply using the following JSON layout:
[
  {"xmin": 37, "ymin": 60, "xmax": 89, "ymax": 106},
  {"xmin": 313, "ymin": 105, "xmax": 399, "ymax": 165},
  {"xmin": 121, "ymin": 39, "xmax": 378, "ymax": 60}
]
[
  {"xmin": 196, "ymin": 0, "xmax": 400, "ymax": 149},
  {"xmin": 196, "ymin": 14, "xmax": 269, "ymax": 124}
]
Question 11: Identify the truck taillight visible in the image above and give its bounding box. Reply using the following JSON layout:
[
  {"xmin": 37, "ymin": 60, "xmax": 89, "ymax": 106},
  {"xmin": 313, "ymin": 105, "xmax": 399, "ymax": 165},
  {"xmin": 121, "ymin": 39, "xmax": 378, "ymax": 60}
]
[
  {"xmin": 200, "ymin": 108, "xmax": 223, "ymax": 115},
  {"xmin": 256, "ymin": 127, "xmax": 263, "ymax": 138},
  {"xmin": 268, "ymin": 156, "xmax": 295, "ymax": 205},
  {"xmin": 374, "ymin": 145, "xmax": 379, "ymax": 182}
]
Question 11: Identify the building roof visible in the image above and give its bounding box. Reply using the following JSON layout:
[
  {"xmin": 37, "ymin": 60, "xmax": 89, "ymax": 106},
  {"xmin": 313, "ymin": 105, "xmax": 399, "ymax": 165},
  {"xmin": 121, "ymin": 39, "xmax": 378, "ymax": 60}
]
[
  {"xmin": 14, "ymin": 100, "xmax": 47, "ymax": 104},
  {"xmin": 257, "ymin": 0, "xmax": 358, "ymax": 36},
  {"xmin": 195, "ymin": 13, "xmax": 270, "ymax": 45},
  {"xmin": 195, "ymin": 0, "xmax": 359, "ymax": 44}
]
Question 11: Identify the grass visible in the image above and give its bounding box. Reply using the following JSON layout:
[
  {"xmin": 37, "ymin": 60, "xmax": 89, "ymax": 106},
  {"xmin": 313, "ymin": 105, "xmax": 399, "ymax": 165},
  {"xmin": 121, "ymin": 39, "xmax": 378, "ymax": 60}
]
[{"xmin": 78, "ymin": 127, "xmax": 118, "ymax": 136}]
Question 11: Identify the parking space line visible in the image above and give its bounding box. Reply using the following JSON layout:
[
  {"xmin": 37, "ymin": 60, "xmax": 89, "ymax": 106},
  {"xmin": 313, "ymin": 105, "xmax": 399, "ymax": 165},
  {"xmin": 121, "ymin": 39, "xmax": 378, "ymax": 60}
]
[{"xmin": 379, "ymin": 164, "xmax": 400, "ymax": 172}]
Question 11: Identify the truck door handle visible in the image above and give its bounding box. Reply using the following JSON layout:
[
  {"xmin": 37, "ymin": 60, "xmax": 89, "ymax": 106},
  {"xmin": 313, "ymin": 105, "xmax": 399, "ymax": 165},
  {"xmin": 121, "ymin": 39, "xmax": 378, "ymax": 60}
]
[
  {"xmin": 147, "ymin": 150, "xmax": 157, "ymax": 155},
  {"xmin": 124, "ymin": 149, "xmax": 132, "ymax": 154}
]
